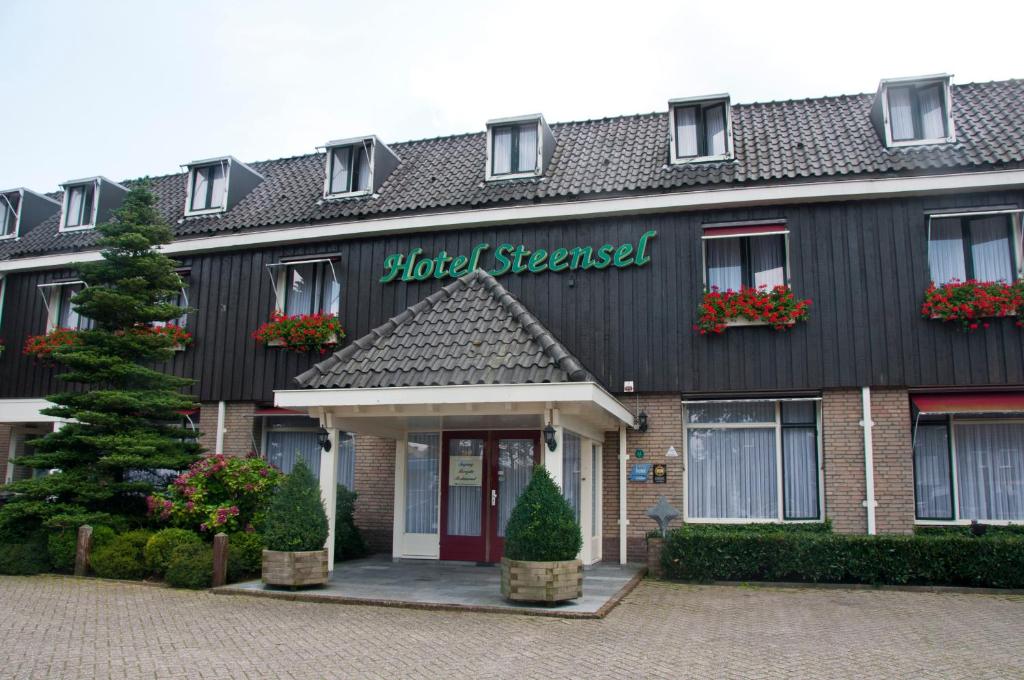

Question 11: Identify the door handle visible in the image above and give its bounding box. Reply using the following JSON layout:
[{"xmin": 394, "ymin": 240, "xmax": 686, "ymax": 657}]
[{"xmin": 491, "ymin": 489, "xmax": 497, "ymax": 506}]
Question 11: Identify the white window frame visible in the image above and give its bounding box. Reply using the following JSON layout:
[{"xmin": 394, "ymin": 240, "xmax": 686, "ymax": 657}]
[
  {"xmin": 266, "ymin": 257, "xmax": 341, "ymax": 316},
  {"xmin": 879, "ymin": 75, "xmax": 956, "ymax": 148},
  {"xmin": 681, "ymin": 398, "xmax": 824, "ymax": 524},
  {"xmin": 183, "ymin": 159, "xmax": 231, "ymax": 217},
  {"xmin": 926, "ymin": 209, "xmax": 1024, "ymax": 284},
  {"xmin": 914, "ymin": 415, "xmax": 1024, "ymax": 527},
  {"xmin": 322, "ymin": 138, "xmax": 375, "ymax": 199},
  {"xmin": 0, "ymin": 191, "xmax": 21, "ymax": 240},
  {"xmin": 59, "ymin": 179, "xmax": 100, "ymax": 232},
  {"xmin": 153, "ymin": 272, "xmax": 190, "ymax": 330},
  {"xmin": 669, "ymin": 94, "xmax": 734, "ymax": 165},
  {"xmin": 485, "ymin": 115, "xmax": 545, "ymax": 182},
  {"xmin": 38, "ymin": 280, "xmax": 89, "ymax": 332}
]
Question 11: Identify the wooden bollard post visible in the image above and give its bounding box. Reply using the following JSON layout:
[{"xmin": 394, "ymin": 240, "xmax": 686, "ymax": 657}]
[
  {"xmin": 74, "ymin": 525, "xmax": 93, "ymax": 577},
  {"xmin": 212, "ymin": 532, "xmax": 229, "ymax": 587}
]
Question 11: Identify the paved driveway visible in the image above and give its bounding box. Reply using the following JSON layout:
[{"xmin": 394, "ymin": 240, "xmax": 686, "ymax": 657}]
[{"xmin": 1, "ymin": 576, "xmax": 1022, "ymax": 679}]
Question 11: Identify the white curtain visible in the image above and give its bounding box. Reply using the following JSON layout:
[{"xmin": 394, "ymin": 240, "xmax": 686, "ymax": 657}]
[
  {"xmin": 285, "ymin": 263, "xmax": 313, "ymax": 315},
  {"xmin": 447, "ymin": 438, "xmax": 483, "ymax": 536},
  {"xmin": 497, "ymin": 438, "xmax": 535, "ymax": 537},
  {"xmin": 191, "ymin": 168, "xmax": 210, "ymax": 211},
  {"xmin": 562, "ymin": 432, "xmax": 582, "ymax": 523},
  {"xmin": 355, "ymin": 144, "xmax": 371, "ymax": 191},
  {"xmin": 782, "ymin": 428, "xmax": 818, "ymax": 519},
  {"xmin": 704, "ymin": 105, "xmax": 727, "ymax": 156},
  {"xmin": 918, "ymin": 85, "xmax": 946, "ymax": 139},
  {"xmin": 688, "ymin": 401, "xmax": 776, "ymax": 425},
  {"xmin": 66, "ymin": 186, "xmax": 91, "ymax": 226},
  {"xmin": 591, "ymin": 445, "xmax": 600, "ymax": 537},
  {"xmin": 209, "ymin": 163, "xmax": 227, "ymax": 208},
  {"xmin": 955, "ymin": 423, "xmax": 1024, "ymax": 521},
  {"xmin": 330, "ymin": 147, "xmax": 351, "ymax": 194},
  {"xmin": 928, "ymin": 217, "xmax": 967, "ymax": 284},
  {"xmin": 492, "ymin": 128, "xmax": 512, "ymax": 175},
  {"xmin": 913, "ymin": 424, "xmax": 953, "ymax": 519},
  {"xmin": 687, "ymin": 428, "xmax": 777, "ymax": 519},
  {"xmin": 406, "ymin": 433, "xmax": 439, "ymax": 534},
  {"xmin": 266, "ymin": 430, "xmax": 322, "ymax": 476},
  {"xmin": 970, "ymin": 215, "xmax": 1014, "ymax": 282},
  {"xmin": 337, "ymin": 433, "xmax": 355, "ymax": 491},
  {"xmin": 751, "ymin": 235, "xmax": 786, "ymax": 288},
  {"xmin": 516, "ymin": 125, "xmax": 538, "ymax": 173},
  {"xmin": 58, "ymin": 284, "xmax": 93, "ymax": 330},
  {"xmin": 1, "ymin": 197, "xmax": 14, "ymax": 236},
  {"xmin": 675, "ymin": 106, "xmax": 699, "ymax": 157},
  {"xmin": 706, "ymin": 238, "xmax": 743, "ymax": 291},
  {"xmin": 888, "ymin": 87, "xmax": 916, "ymax": 141}
]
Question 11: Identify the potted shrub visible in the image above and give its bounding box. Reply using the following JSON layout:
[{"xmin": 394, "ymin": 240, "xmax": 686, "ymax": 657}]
[
  {"xmin": 261, "ymin": 459, "xmax": 330, "ymax": 588},
  {"xmin": 500, "ymin": 465, "xmax": 583, "ymax": 603}
]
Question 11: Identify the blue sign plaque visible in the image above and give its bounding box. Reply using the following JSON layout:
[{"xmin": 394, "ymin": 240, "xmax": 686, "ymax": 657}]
[{"xmin": 629, "ymin": 463, "xmax": 651, "ymax": 482}]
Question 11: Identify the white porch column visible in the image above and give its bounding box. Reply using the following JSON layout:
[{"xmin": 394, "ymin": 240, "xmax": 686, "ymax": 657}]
[
  {"xmin": 319, "ymin": 428, "xmax": 339, "ymax": 568},
  {"xmin": 618, "ymin": 423, "xmax": 628, "ymax": 565},
  {"xmin": 545, "ymin": 408, "xmax": 564, "ymax": 489},
  {"xmin": 392, "ymin": 437, "xmax": 407, "ymax": 560}
]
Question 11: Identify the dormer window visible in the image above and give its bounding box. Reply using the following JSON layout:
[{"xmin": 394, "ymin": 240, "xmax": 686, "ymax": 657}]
[
  {"xmin": 321, "ymin": 136, "xmax": 400, "ymax": 200},
  {"xmin": 485, "ymin": 115, "xmax": 554, "ymax": 181},
  {"xmin": 0, "ymin": 191, "xmax": 20, "ymax": 239},
  {"xmin": 0, "ymin": 188, "xmax": 59, "ymax": 239},
  {"xmin": 873, "ymin": 75, "xmax": 955, "ymax": 147},
  {"xmin": 189, "ymin": 162, "xmax": 227, "ymax": 212},
  {"xmin": 669, "ymin": 95, "xmax": 733, "ymax": 164},
  {"xmin": 183, "ymin": 156, "xmax": 263, "ymax": 217},
  {"xmin": 63, "ymin": 182, "xmax": 96, "ymax": 229}
]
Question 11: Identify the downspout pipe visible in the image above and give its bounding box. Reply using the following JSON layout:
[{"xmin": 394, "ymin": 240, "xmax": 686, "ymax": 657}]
[
  {"xmin": 215, "ymin": 400, "xmax": 226, "ymax": 455},
  {"xmin": 618, "ymin": 423, "xmax": 628, "ymax": 565},
  {"xmin": 861, "ymin": 387, "xmax": 877, "ymax": 535}
]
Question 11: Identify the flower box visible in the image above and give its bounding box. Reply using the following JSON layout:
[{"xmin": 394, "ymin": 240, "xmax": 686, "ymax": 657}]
[
  {"xmin": 253, "ymin": 313, "xmax": 345, "ymax": 353},
  {"xmin": 500, "ymin": 557, "xmax": 582, "ymax": 603},
  {"xmin": 261, "ymin": 549, "xmax": 329, "ymax": 588},
  {"xmin": 22, "ymin": 328, "xmax": 83, "ymax": 361},
  {"xmin": 921, "ymin": 280, "xmax": 1024, "ymax": 331},
  {"xmin": 696, "ymin": 285, "xmax": 811, "ymax": 335}
]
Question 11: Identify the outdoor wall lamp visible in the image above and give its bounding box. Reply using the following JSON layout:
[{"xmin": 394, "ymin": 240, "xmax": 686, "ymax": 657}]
[
  {"xmin": 543, "ymin": 424, "xmax": 557, "ymax": 451},
  {"xmin": 637, "ymin": 410, "xmax": 649, "ymax": 433},
  {"xmin": 317, "ymin": 431, "xmax": 332, "ymax": 452}
]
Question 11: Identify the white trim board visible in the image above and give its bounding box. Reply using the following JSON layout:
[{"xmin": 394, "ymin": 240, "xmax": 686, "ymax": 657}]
[
  {"xmin": 0, "ymin": 398, "xmax": 62, "ymax": 423},
  {"xmin": 4, "ymin": 169, "xmax": 1024, "ymax": 274}
]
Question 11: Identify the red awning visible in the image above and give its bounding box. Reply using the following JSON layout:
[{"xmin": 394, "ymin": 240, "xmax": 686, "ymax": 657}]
[
  {"xmin": 702, "ymin": 224, "xmax": 787, "ymax": 238},
  {"xmin": 911, "ymin": 392, "xmax": 1024, "ymax": 415},
  {"xmin": 253, "ymin": 407, "xmax": 307, "ymax": 416}
]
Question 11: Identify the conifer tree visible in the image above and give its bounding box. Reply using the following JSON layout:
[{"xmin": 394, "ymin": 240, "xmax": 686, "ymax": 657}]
[{"xmin": 0, "ymin": 183, "xmax": 201, "ymax": 536}]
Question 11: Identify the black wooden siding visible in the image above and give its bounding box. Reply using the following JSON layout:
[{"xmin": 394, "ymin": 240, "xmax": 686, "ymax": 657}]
[{"xmin": 1, "ymin": 189, "xmax": 1022, "ymax": 402}]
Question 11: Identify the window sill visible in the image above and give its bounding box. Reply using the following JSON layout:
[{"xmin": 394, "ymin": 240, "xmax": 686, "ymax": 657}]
[
  {"xmin": 183, "ymin": 207, "xmax": 226, "ymax": 218},
  {"xmin": 58, "ymin": 225, "xmax": 95, "ymax": 233},
  {"xmin": 722, "ymin": 317, "xmax": 796, "ymax": 329},
  {"xmin": 915, "ymin": 519, "xmax": 1024, "ymax": 526},
  {"xmin": 670, "ymin": 153, "xmax": 735, "ymax": 165},
  {"xmin": 267, "ymin": 333, "xmax": 339, "ymax": 349},
  {"xmin": 323, "ymin": 189, "xmax": 372, "ymax": 201},
  {"xmin": 485, "ymin": 171, "xmax": 543, "ymax": 182},
  {"xmin": 886, "ymin": 136, "xmax": 955, "ymax": 149},
  {"xmin": 684, "ymin": 518, "xmax": 824, "ymax": 525}
]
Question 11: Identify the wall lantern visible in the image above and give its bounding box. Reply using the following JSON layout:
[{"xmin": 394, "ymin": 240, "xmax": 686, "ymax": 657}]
[
  {"xmin": 543, "ymin": 424, "xmax": 557, "ymax": 451},
  {"xmin": 636, "ymin": 411, "xmax": 649, "ymax": 433},
  {"xmin": 317, "ymin": 431, "xmax": 332, "ymax": 451}
]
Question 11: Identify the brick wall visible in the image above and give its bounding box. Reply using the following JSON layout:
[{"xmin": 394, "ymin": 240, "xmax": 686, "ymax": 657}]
[
  {"xmin": 196, "ymin": 402, "xmax": 258, "ymax": 456},
  {"xmin": 601, "ymin": 394, "xmax": 683, "ymax": 563},
  {"xmin": 871, "ymin": 388, "xmax": 915, "ymax": 534},
  {"xmin": 822, "ymin": 389, "xmax": 868, "ymax": 534},
  {"xmin": 352, "ymin": 434, "xmax": 396, "ymax": 553}
]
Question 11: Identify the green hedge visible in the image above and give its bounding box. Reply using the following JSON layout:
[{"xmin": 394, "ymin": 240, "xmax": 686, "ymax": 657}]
[
  {"xmin": 227, "ymin": 531, "xmax": 265, "ymax": 582},
  {"xmin": 661, "ymin": 528, "xmax": 1024, "ymax": 589},
  {"xmin": 144, "ymin": 529, "xmax": 203, "ymax": 576},
  {"xmin": 166, "ymin": 543, "xmax": 213, "ymax": 589},
  {"xmin": 0, "ymin": 533, "xmax": 51, "ymax": 575},
  {"xmin": 334, "ymin": 485, "xmax": 368, "ymax": 562},
  {"xmin": 91, "ymin": 530, "xmax": 153, "ymax": 580}
]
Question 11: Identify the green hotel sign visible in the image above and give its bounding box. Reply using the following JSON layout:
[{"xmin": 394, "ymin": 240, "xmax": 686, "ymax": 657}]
[{"xmin": 380, "ymin": 229, "xmax": 657, "ymax": 283}]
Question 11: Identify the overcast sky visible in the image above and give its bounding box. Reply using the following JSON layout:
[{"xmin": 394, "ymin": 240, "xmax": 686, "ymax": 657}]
[{"xmin": 1, "ymin": 0, "xmax": 1020, "ymax": 192}]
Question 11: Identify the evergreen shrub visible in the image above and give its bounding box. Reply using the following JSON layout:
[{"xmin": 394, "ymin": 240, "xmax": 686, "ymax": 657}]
[
  {"xmin": 165, "ymin": 543, "xmax": 213, "ymax": 589},
  {"xmin": 227, "ymin": 531, "xmax": 266, "ymax": 582},
  {"xmin": 503, "ymin": 465, "xmax": 582, "ymax": 562},
  {"xmin": 334, "ymin": 485, "xmax": 368, "ymax": 561},
  {"xmin": 91, "ymin": 530, "xmax": 153, "ymax": 580},
  {"xmin": 144, "ymin": 528, "xmax": 202, "ymax": 576},
  {"xmin": 263, "ymin": 460, "xmax": 329, "ymax": 552}
]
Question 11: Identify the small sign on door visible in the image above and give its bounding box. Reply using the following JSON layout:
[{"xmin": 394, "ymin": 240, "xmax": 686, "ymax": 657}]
[{"xmin": 449, "ymin": 456, "xmax": 483, "ymax": 486}]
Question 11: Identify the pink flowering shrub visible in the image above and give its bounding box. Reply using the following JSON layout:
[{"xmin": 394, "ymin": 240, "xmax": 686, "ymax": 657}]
[{"xmin": 147, "ymin": 454, "xmax": 282, "ymax": 533}]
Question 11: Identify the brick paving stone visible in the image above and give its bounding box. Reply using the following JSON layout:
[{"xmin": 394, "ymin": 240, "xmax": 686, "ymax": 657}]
[{"xmin": 1, "ymin": 576, "xmax": 1023, "ymax": 679}]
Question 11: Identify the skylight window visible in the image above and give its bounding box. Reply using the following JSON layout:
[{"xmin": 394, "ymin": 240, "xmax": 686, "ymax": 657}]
[
  {"xmin": 873, "ymin": 75, "xmax": 955, "ymax": 147},
  {"xmin": 63, "ymin": 182, "xmax": 96, "ymax": 229},
  {"xmin": 669, "ymin": 95, "xmax": 733, "ymax": 163}
]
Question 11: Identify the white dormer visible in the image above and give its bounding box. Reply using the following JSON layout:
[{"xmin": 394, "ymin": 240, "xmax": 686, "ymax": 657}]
[
  {"xmin": 485, "ymin": 114, "xmax": 555, "ymax": 181},
  {"xmin": 59, "ymin": 177, "xmax": 128, "ymax": 232},
  {"xmin": 321, "ymin": 135, "xmax": 400, "ymax": 200},
  {"xmin": 669, "ymin": 94, "xmax": 733, "ymax": 164},
  {"xmin": 183, "ymin": 156, "xmax": 263, "ymax": 217},
  {"xmin": 0, "ymin": 188, "xmax": 60, "ymax": 240},
  {"xmin": 871, "ymin": 74, "xmax": 955, "ymax": 148}
]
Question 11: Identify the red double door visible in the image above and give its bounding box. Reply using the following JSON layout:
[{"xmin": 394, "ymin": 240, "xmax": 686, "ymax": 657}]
[{"xmin": 439, "ymin": 431, "xmax": 541, "ymax": 563}]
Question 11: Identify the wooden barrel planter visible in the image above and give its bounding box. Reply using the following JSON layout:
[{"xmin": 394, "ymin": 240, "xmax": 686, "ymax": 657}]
[
  {"xmin": 500, "ymin": 557, "xmax": 582, "ymax": 603},
  {"xmin": 261, "ymin": 549, "xmax": 329, "ymax": 588}
]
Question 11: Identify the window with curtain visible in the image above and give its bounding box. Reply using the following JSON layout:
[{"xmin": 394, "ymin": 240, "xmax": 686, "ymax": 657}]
[
  {"xmin": 674, "ymin": 101, "xmax": 729, "ymax": 159},
  {"xmin": 406, "ymin": 433, "xmax": 439, "ymax": 535},
  {"xmin": 0, "ymin": 192, "xmax": 19, "ymax": 237},
  {"xmin": 591, "ymin": 445, "xmax": 600, "ymax": 537},
  {"xmin": 190, "ymin": 163, "xmax": 227, "ymax": 211},
  {"xmin": 491, "ymin": 123, "xmax": 539, "ymax": 176},
  {"xmin": 54, "ymin": 284, "xmax": 94, "ymax": 330},
  {"xmin": 562, "ymin": 432, "xmax": 582, "ymax": 523},
  {"xmin": 686, "ymin": 400, "xmax": 821, "ymax": 521},
  {"xmin": 886, "ymin": 82, "xmax": 948, "ymax": 142},
  {"xmin": 154, "ymin": 274, "xmax": 190, "ymax": 329},
  {"xmin": 914, "ymin": 418, "xmax": 1024, "ymax": 522},
  {"xmin": 283, "ymin": 261, "xmax": 341, "ymax": 316},
  {"xmin": 328, "ymin": 143, "xmax": 372, "ymax": 195},
  {"xmin": 263, "ymin": 417, "xmax": 354, "ymax": 488},
  {"xmin": 928, "ymin": 214, "xmax": 1018, "ymax": 285},
  {"xmin": 704, "ymin": 233, "xmax": 787, "ymax": 292},
  {"xmin": 63, "ymin": 183, "xmax": 95, "ymax": 228}
]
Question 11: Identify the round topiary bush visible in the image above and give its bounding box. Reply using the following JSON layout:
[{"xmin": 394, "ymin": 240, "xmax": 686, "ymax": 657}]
[
  {"xmin": 227, "ymin": 531, "xmax": 266, "ymax": 582},
  {"xmin": 91, "ymin": 530, "xmax": 153, "ymax": 580},
  {"xmin": 144, "ymin": 528, "xmax": 203, "ymax": 576},
  {"xmin": 263, "ymin": 460, "xmax": 329, "ymax": 552},
  {"xmin": 165, "ymin": 543, "xmax": 213, "ymax": 589},
  {"xmin": 504, "ymin": 465, "xmax": 582, "ymax": 562}
]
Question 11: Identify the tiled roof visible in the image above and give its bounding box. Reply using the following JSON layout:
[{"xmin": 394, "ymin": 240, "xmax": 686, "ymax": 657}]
[
  {"xmin": 294, "ymin": 269, "xmax": 592, "ymax": 389},
  {"xmin": 3, "ymin": 79, "xmax": 1024, "ymax": 261}
]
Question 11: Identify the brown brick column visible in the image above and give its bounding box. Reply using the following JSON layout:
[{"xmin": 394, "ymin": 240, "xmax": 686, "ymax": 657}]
[
  {"xmin": 822, "ymin": 389, "xmax": 868, "ymax": 534},
  {"xmin": 352, "ymin": 434, "xmax": 396, "ymax": 554},
  {"xmin": 197, "ymin": 402, "xmax": 258, "ymax": 456},
  {"xmin": 871, "ymin": 388, "xmax": 915, "ymax": 534},
  {"xmin": 601, "ymin": 394, "xmax": 683, "ymax": 563}
]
